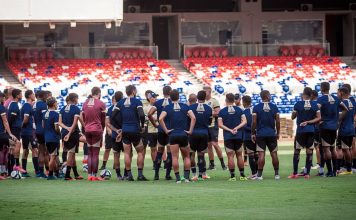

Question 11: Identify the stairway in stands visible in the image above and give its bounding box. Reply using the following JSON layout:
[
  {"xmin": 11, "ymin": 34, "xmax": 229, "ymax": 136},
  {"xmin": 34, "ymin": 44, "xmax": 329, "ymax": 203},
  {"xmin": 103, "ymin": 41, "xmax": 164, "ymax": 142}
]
[
  {"xmin": 0, "ymin": 61, "xmax": 26, "ymax": 90},
  {"xmin": 165, "ymin": 59, "xmax": 207, "ymax": 90}
]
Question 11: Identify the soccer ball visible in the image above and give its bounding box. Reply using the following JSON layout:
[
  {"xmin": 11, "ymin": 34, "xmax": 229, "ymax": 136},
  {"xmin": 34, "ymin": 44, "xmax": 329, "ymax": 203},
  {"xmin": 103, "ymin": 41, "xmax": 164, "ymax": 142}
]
[
  {"xmin": 11, "ymin": 170, "xmax": 22, "ymax": 179},
  {"xmin": 82, "ymin": 164, "xmax": 88, "ymax": 173},
  {"xmin": 100, "ymin": 169, "xmax": 112, "ymax": 179}
]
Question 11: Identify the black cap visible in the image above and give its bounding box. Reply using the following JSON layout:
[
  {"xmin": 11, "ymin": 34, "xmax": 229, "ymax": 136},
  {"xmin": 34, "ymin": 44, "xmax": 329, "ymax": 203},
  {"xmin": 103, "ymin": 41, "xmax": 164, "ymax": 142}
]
[{"xmin": 234, "ymin": 93, "xmax": 241, "ymax": 100}]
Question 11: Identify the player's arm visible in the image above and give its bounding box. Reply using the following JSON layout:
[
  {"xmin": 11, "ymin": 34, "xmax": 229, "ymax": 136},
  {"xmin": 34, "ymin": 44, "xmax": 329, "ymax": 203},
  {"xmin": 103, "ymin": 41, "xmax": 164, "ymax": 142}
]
[
  {"xmin": 275, "ymin": 113, "xmax": 281, "ymax": 139},
  {"xmin": 67, "ymin": 115, "xmax": 79, "ymax": 138},
  {"xmin": 8, "ymin": 108, "xmax": 17, "ymax": 127},
  {"xmin": 110, "ymin": 106, "xmax": 122, "ymax": 133},
  {"xmin": 212, "ymin": 106, "xmax": 220, "ymax": 117},
  {"xmin": 105, "ymin": 116, "xmax": 112, "ymax": 135},
  {"xmin": 218, "ymin": 117, "xmax": 233, "ymax": 133},
  {"xmin": 251, "ymin": 113, "xmax": 257, "ymax": 134},
  {"xmin": 291, "ymin": 110, "xmax": 297, "ymax": 120},
  {"xmin": 148, "ymin": 106, "xmax": 158, "ymax": 128},
  {"xmin": 338, "ymin": 102, "xmax": 348, "ymax": 121},
  {"xmin": 186, "ymin": 110, "xmax": 196, "ymax": 135},
  {"xmin": 158, "ymin": 111, "xmax": 171, "ymax": 134},
  {"xmin": 1, "ymin": 113, "xmax": 17, "ymax": 141},
  {"xmin": 58, "ymin": 114, "xmax": 70, "ymax": 131},
  {"xmin": 137, "ymin": 106, "xmax": 145, "ymax": 129},
  {"xmin": 233, "ymin": 115, "xmax": 247, "ymax": 131}
]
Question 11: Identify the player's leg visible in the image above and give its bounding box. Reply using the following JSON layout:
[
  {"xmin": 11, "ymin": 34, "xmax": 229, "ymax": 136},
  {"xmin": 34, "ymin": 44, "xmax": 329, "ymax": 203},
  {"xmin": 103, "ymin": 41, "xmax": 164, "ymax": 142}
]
[
  {"xmin": 335, "ymin": 137, "xmax": 344, "ymax": 174},
  {"xmin": 190, "ymin": 151, "xmax": 197, "ymax": 180},
  {"xmin": 290, "ymin": 135, "xmax": 301, "ymax": 178},
  {"xmin": 269, "ymin": 137, "xmax": 280, "ymax": 180},
  {"xmin": 149, "ymin": 133, "xmax": 158, "ymax": 169},
  {"xmin": 321, "ymin": 129, "xmax": 335, "ymax": 176},
  {"xmin": 21, "ymin": 136, "xmax": 30, "ymax": 177},
  {"xmin": 236, "ymin": 140, "xmax": 246, "ymax": 180},
  {"xmin": 245, "ymin": 140, "xmax": 257, "ymax": 178},
  {"xmin": 113, "ymin": 141, "xmax": 123, "ymax": 180},
  {"xmin": 339, "ymin": 137, "xmax": 353, "ymax": 175},
  {"xmin": 212, "ymin": 141, "xmax": 226, "ymax": 170},
  {"xmin": 122, "ymin": 132, "xmax": 134, "ymax": 180},
  {"xmin": 225, "ymin": 140, "xmax": 236, "ymax": 180},
  {"xmin": 46, "ymin": 143, "xmax": 58, "ymax": 180},
  {"xmin": 304, "ymin": 133, "xmax": 314, "ymax": 178},
  {"xmin": 154, "ymin": 132, "xmax": 167, "ymax": 180},
  {"xmin": 135, "ymin": 134, "xmax": 148, "ymax": 181},
  {"xmin": 100, "ymin": 134, "xmax": 112, "ymax": 170},
  {"xmin": 352, "ymin": 137, "xmax": 356, "ymax": 173},
  {"xmin": 256, "ymin": 137, "xmax": 266, "ymax": 179},
  {"xmin": 180, "ymin": 139, "xmax": 191, "ymax": 182},
  {"xmin": 170, "ymin": 143, "xmax": 181, "ymax": 183}
]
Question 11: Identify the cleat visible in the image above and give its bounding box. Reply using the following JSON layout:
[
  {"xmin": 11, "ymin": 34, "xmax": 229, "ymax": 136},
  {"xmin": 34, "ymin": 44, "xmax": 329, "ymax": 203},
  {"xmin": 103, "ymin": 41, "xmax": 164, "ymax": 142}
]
[
  {"xmin": 99, "ymin": 166, "xmax": 106, "ymax": 171},
  {"xmin": 304, "ymin": 175, "xmax": 310, "ymax": 179},
  {"xmin": 64, "ymin": 177, "xmax": 75, "ymax": 181},
  {"xmin": 126, "ymin": 176, "xmax": 135, "ymax": 181},
  {"xmin": 22, "ymin": 173, "xmax": 31, "ymax": 178},
  {"xmin": 75, "ymin": 176, "xmax": 83, "ymax": 180},
  {"xmin": 326, "ymin": 172, "xmax": 335, "ymax": 177},
  {"xmin": 288, "ymin": 174, "xmax": 299, "ymax": 179},
  {"xmin": 202, "ymin": 174, "xmax": 211, "ymax": 179},
  {"xmin": 222, "ymin": 166, "xmax": 228, "ymax": 171},
  {"xmin": 137, "ymin": 175, "xmax": 149, "ymax": 181},
  {"xmin": 275, "ymin": 175, "xmax": 280, "ymax": 180},
  {"xmin": 165, "ymin": 176, "xmax": 173, "ymax": 181},
  {"xmin": 117, "ymin": 176, "xmax": 125, "ymax": 181},
  {"xmin": 248, "ymin": 174, "xmax": 257, "ymax": 180},
  {"xmin": 87, "ymin": 176, "xmax": 95, "ymax": 181},
  {"xmin": 95, "ymin": 177, "xmax": 105, "ymax": 181},
  {"xmin": 154, "ymin": 175, "xmax": 159, "ymax": 181},
  {"xmin": 315, "ymin": 172, "xmax": 324, "ymax": 177},
  {"xmin": 39, "ymin": 173, "xmax": 48, "ymax": 179},
  {"xmin": 176, "ymin": 180, "xmax": 182, "ymax": 184},
  {"xmin": 184, "ymin": 178, "xmax": 190, "ymax": 183},
  {"xmin": 207, "ymin": 165, "xmax": 216, "ymax": 170},
  {"xmin": 297, "ymin": 172, "xmax": 306, "ymax": 177},
  {"xmin": 191, "ymin": 176, "xmax": 198, "ymax": 181},
  {"xmin": 47, "ymin": 176, "xmax": 57, "ymax": 180},
  {"xmin": 228, "ymin": 177, "xmax": 237, "ymax": 181},
  {"xmin": 0, "ymin": 176, "xmax": 6, "ymax": 180},
  {"xmin": 239, "ymin": 176, "xmax": 248, "ymax": 181},
  {"xmin": 311, "ymin": 164, "xmax": 320, "ymax": 170},
  {"xmin": 338, "ymin": 171, "xmax": 352, "ymax": 175},
  {"xmin": 56, "ymin": 173, "xmax": 64, "ymax": 179},
  {"xmin": 256, "ymin": 176, "xmax": 263, "ymax": 181}
]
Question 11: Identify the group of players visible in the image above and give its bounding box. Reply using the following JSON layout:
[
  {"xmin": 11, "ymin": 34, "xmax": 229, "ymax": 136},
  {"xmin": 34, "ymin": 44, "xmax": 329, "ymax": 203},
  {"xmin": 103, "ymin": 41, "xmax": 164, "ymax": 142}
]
[{"xmin": 0, "ymin": 81, "xmax": 355, "ymax": 183}]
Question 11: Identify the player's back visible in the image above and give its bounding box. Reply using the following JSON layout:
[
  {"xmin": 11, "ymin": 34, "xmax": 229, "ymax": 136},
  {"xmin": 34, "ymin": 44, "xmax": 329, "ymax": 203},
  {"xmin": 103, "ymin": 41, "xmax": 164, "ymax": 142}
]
[
  {"xmin": 8, "ymin": 101, "xmax": 22, "ymax": 130},
  {"xmin": 60, "ymin": 104, "xmax": 81, "ymax": 136},
  {"xmin": 317, "ymin": 94, "xmax": 340, "ymax": 130},
  {"xmin": 165, "ymin": 103, "xmax": 189, "ymax": 136},
  {"xmin": 339, "ymin": 99, "xmax": 356, "ymax": 136},
  {"xmin": 243, "ymin": 107, "xmax": 253, "ymax": 141},
  {"xmin": 82, "ymin": 98, "xmax": 106, "ymax": 132},
  {"xmin": 0, "ymin": 104, "xmax": 7, "ymax": 133},
  {"xmin": 118, "ymin": 97, "xmax": 142, "ymax": 133},
  {"xmin": 33, "ymin": 100, "xmax": 47, "ymax": 134},
  {"xmin": 43, "ymin": 110, "xmax": 60, "ymax": 143},
  {"xmin": 294, "ymin": 100, "xmax": 319, "ymax": 133},
  {"xmin": 190, "ymin": 103, "xmax": 212, "ymax": 135},
  {"xmin": 21, "ymin": 102, "xmax": 34, "ymax": 136},
  {"xmin": 154, "ymin": 98, "xmax": 171, "ymax": 132},
  {"xmin": 219, "ymin": 105, "xmax": 244, "ymax": 140},
  {"xmin": 253, "ymin": 102, "xmax": 279, "ymax": 137}
]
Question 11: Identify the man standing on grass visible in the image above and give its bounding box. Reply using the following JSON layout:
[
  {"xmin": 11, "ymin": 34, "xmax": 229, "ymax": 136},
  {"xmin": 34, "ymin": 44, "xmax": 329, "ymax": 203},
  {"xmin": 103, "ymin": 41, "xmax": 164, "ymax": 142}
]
[
  {"xmin": 317, "ymin": 82, "xmax": 347, "ymax": 177},
  {"xmin": 118, "ymin": 85, "xmax": 147, "ymax": 181},
  {"xmin": 252, "ymin": 90, "xmax": 280, "ymax": 180},
  {"xmin": 20, "ymin": 90, "xmax": 39, "ymax": 177},
  {"xmin": 148, "ymin": 86, "xmax": 173, "ymax": 180},
  {"xmin": 159, "ymin": 89, "xmax": 196, "ymax": 183},
  {"xmin": 336, "ymin": 87, "xmax": 355, "ymax": 175},
  {"xmin": 82, "ymin": 87, "xmax": 106, "ymax": 181},
  {"xmin": 289, "ymin": 87, "xmax": 321, "ymax": 179},
  {"xmin": 218, "ymin": 93, "xmax": 247, "ymax": 181},
  {"xmin": 189, "ymin": 91, "xmax": 212, "ymax": 181},
  {"xmin": 203, "ymin": 86, "xmax": 227, "ymax": 171}
]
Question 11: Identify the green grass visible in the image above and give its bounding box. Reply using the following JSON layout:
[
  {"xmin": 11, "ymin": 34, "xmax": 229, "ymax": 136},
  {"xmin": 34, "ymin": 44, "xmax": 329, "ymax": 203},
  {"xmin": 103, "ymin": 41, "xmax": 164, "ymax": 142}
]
[{"xmin": 1, "ymin": 144, "xmax": 356, "ymax": 220}]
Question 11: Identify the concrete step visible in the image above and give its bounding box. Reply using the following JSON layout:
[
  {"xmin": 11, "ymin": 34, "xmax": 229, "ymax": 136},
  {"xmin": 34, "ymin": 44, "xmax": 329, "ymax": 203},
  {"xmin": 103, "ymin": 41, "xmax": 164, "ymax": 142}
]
[{"xmin": 0, "ymin": 61, "xmax": 27, "ymax": 90}]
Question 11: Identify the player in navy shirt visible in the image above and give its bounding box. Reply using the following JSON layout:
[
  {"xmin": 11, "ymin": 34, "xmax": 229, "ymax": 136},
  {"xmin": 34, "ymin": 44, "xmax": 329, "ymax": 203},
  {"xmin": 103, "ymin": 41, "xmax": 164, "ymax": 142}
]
[
  {"xmin": 289, "ymin": 87, "xmax": 321, "ymax": 179},
  {"xmin": 105, "ymin": 91, "xmax": 124, "ymax": 180},
  {"xmin": 33, "ymin": 90, "xmax": 49, "ymax": 178},
  {"xmin": 336, "ymin": 87, "xmax": 355, "ymax": 174},
  {"xmin": 7, "ymin": 88, "xmax": 25, "ymax": 173},
  {"xmin": 218, "ymin": 93, "xmax": 247, "ymax": 181},
  {"xmin": 242, "ymin": 95, "xmax": 258, "ymax": 178},
  {"xmin": 252, "ymin": 90, "xmax": 280, "ymax": 180},
  {"xmin": 159, "ymin": 89, "xmax": 196, "ymax": 183},
  {"xmin": 43, "ymin": 97, "xmax": 61, "ymax": 180},
  {"xmin": 148, "ymin": 86, "xmax": 173, "ymax": 180},
  {"xmin": 0, "ymin": 91, "xmax": 20, "ymax": 179},
  {"xmin": 58, "ymin": 93, "xmax": 83, "ymax": 180},
  {"xmin": 317, "ymin": 82, "xmax": 347, "ymax": 177},
  {"xmin": 20, "ymin": 90, "xmax": 39, "ymax": 177},
  {"xmin": 189, "ymin": 91, "xmax": 212, "ymax": 181},
  {"xmin": 117, "ymin": 85, "xmax": 146, "ymax": 181}
]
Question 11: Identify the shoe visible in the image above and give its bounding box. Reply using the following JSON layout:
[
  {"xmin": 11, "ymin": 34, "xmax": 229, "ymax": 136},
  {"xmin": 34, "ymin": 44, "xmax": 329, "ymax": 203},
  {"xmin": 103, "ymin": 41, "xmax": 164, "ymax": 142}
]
[
  {"xmin": 95, "ymin": 177, "xmax": 105, "ymax": 181},
  {"xmin": 352, "ymin": 168, "xmax": 356, "ymax": 174},
  {"xmin": 184, "ymin": 178, "xmax": 190, "ymax": 183},
  {"xmin": 87, "ymin": 176, "xmax": 95, "ymax": 181},
  {"xmin": 311, "ymin": 164, "xmax": 320, "ymax": 170},
  {"xmin": 154, "ymin": 174, "xmax": 159, "ymax": 181},
  {"xmin": 165, "ymin": 176, "xmax": 173, "ymax": 181},
  {"xmin": 47, "ymin": 176, "xmax": 57, "ymax": 180},
  {"xmin": 0, "ymin": 176, "xmax": 6, "ymax": 180},
  {"xmin": 126, "ymin": 176, "xmax": 135, "ymax": 181},
  {"xmin": 208, "ymin": 165, "xmax": 216, "ymax": 170},
  {"xmin": 137, "ymin": 175, "xmax": 149, "ymax": 181},
  {"xmin": 22, "ymin": 172, "xmax": 31, "ymax": 178},
  {"xmin": 326, "ymin": 172, "xmax": 335, "ymax": 177},
  {"xmin": 13, "ymin": 166, "xmax": 27, "ymax": 173},
  {"xmin": 288, "ymin": 174, "xmax": 299, "ymax": 179},
  {"xmin": 338, "ymin": 171, "xmax": 352, "ymax": 175},
  {"xmin": 56, "ymin": 173, "xmax": 64, "ymax": 179},
  {"xmin": 117, "ymin": 176, "xmax": 125, "ymax": 181},
  {"xmin": 275, "ymin": 175, "xmax": 280, "ymax": 180},
  {"xmin": 297, "ymin": 172, "xmax": 306, "ymax": 177},
  {"xmin": 191, "ymin": 176, "xmax": 198, "ymax": 181},
  {"xmin": 239, "ymin": 176, "xmax": 248, "ymax": 181},
  {"xmin": 99, "ymin": 165, "xmax": 106, "ymax": 171},
  {"xmin": 304, "ymin": 174, "xmax": 310, "ymax": 179},
  {"xmin": 256, "ymin": 176, "xmax": 263, "ymax": 181},
  {"xmin": 222, "ymin": 166, "xmax": 228, "ymax": 171},
  {"xmin": 38, "ymin": 173, "xmax": 48, "ymax": 179},
  {"xmin": 315, "ymin": 172, "xmax": 324, "ymax": 177},
  {"xmin": 64, "ymin": 177, "xmax": 75, "ymax": 181},
  {"xmin": 82, "ymin": 159, "xmax": 88, "ymax": 164},
  {"xmin": 75, "ymin": 176, "xmax": 84, "ymax": 180},
  {"xmin": 176, "ymin": 180, "xmax": 182, "ymax": 184},
  {"xmin": 228, "ymin": 177, "xmax": 236, "ymax": 181},
  {"xmin": 202, "ymin": 174, "xmax": 211, "ymax": 179}
]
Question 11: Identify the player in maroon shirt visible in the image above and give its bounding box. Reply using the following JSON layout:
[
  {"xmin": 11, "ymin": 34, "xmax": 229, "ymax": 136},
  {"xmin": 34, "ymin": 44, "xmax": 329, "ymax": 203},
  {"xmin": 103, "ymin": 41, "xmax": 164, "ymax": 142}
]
[{"xmin": 82, "ymin": 87, "xmax": 106, "ymax": 181}]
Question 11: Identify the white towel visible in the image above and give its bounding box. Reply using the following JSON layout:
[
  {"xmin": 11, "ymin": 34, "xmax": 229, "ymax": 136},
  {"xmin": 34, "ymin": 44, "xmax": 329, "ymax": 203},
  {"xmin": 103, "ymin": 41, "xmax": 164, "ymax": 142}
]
[
  {"xmin": 124, "ymin": 98, "xmax": 131, "ymax": 107},
  {"xmin": 227, "ymin": 105, "xmax": 235, "ymax": 113},
  {"xmin": 65, "ymin": 104, "xmax": 71, "ymax": 112},
  {"xmin": 173, "ymin": 103, "xmax": 181, "ymax": 110},
  {"xmin": 327, "ymin": 95, "xmax": 335, "ymax": 104},
  {"xmin": 263, "ymin": 102, "xmax": 270, "ymax": 112},
  {"xmin": 162, "ymin": 98, "xmax": 169, "ymax": 107},
  {"xmin": 347, "ymin": 99, "xmax": 354, "ymax": 109},
  {"xmin": 197, "ymin": 103, "xmax": 205, "ymax": 112},
  {"xmin": 304, "ymin": 100, "xmax": 311, "ymax": 109}
]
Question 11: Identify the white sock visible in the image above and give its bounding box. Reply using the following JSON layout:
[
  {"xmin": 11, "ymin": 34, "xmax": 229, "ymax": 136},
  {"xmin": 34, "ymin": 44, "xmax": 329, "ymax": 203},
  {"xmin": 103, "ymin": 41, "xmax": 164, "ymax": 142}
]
[{"xmin": 319, "ymin": 167, "xmax": 324, "ymax": 173}]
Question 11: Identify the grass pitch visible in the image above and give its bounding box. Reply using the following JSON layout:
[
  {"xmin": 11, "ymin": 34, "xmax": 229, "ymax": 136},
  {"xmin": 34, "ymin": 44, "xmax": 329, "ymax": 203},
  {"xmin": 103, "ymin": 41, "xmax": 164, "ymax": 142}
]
[{"xmin": 1, "ymin": 144, "xmax": 356, "ymax": 220}]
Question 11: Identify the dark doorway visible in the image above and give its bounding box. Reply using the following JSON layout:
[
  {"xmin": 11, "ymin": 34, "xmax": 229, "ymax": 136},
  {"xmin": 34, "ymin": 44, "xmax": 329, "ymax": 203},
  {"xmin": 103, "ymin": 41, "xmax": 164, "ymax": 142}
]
[
  {"xmin": 152, "ymin": 16, "xmax": 179, "ymax": 59},
  {"xmin": 325, "ymin": 14, "xmax": 344, "ymax": 56}
]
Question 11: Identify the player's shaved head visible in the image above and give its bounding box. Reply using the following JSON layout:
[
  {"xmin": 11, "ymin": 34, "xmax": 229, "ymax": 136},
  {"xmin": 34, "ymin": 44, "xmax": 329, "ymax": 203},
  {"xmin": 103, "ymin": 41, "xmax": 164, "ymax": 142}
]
[
  {"xmin": 163, "ymin": 86, "xmax": 172, "ymax": 96},
  {"xmin": 242, "ymin": 95, "xmax": 251, "ymax": 107},
  {"xmin": 197, "ymin": 90, "xmax": 206, "ymax": 101},
  {"xmin": 320, "ymin": 82, "xmax": 330, "ymax": 93},
  {"xmin": 170, "ymin": 89, "xmax": 179, "ymax": 101},
  {"xmin": 225, "ymin": 93, "xmax": 235, "ymax": 104},
  {"xmin": 260, "ymin": 90, "xmax": 270, "ymax": 101},
  {"xmin": 126, "ymin": 85, "xmax": 136, "ymax": 96}
]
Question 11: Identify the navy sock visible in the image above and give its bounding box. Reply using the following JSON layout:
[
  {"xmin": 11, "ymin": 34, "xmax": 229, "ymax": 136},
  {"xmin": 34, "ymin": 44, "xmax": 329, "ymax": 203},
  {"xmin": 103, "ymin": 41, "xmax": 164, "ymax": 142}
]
[
  {"xmin": 326, "ymin": 159, "xmax": 333, "ymax": 174},
  {"xmin": 219, "ymin": 157, "xmax": 225, "ymax": 167},
  {"xmin": 15, "ymin": 158, "xmax": 20, "ymax": 166},
  {"xmin": 210, "ymin": 160, "xmax": 215, "ymax": 166},
  {"xmin": 101, "ymin": 160, "xmax": 107, "ymax": 168},
  {"xmin": 65, "ymin": 166, "xmax": 72, "ymax": 178},
  {"xmin": 293, "ymin": 153, "xmax": 300, "ymax": 175},
  {"xmin": 72, "ymin": 166, "xmax": 79, "ymax": 177},
  {"xmin": 257, "ymin": 169, "xmax": 263, "ymax": 177},
  {"xmin": 39, "ymin": 166, "xmax": 44, "ymax": 174},
  {"xmin": 165, "ymin": 152, "xmax": 172, "ymax": 177},
  {"xmin": 197, "ymin": 155, "xmax": 205, "ymax": 175},
  {"xmin": 175, "ymin": 172, "xmax": 180, "ymax": 181},
  {"xmin": 239, "ymin": 168, "xmax": 245, "ymax": 177},
  {"xmin": 353, "ymin": 159, "xmax": 356, "ymax": 169},
  {"xmin": 332, "ymin": 158, "xmax": 338, "ymax": 174},
  {"xmin": 116, "ymin": 168, "xmax": 121, "ymax": 177},
  {"xmin": 184, "ymin": 170, "xmax": 190, "ymax": 180},
  {"xmin": 191, "ymin": 166, "xmax": 197, "ymax": 174},
  {"xmin": 229, "ymin": 169, "xmax": 235, "ymax": 178},
  {"xmin": 248, "ymin": 155, "xmax": 257, "ymax": 174},
  {"xmin": 49, "ymin": 170, "xmax": 54, "ymax": 177},
  {"xmin": 138, "ymin": 168, "xmax": 143, "ymax": 177},
  {"xmin": 306, "ymin": 153, "xmax": 313, "ymax": 175},
  {"xmin": 62, "ymin": 151, "xmax": 67, "ymax": 163},
  {"xmin": 32, "ymin": 157, "xmax": 39, "ymax": 173},
  {"xmin": 154, "ymin": 152, "xmax": 163, "ymax": 175}
]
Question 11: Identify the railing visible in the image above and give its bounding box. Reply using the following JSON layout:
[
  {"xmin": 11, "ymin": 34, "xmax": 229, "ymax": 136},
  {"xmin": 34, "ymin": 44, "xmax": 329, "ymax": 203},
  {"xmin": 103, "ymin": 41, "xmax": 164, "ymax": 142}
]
[
  {"xmin": 182, "ymin": 42, "xmax": 330, "ymax": 59},
  {"xmin": 6, "ymin": 46, "xmax": 159, "ymax": 60}
]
